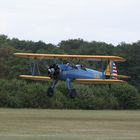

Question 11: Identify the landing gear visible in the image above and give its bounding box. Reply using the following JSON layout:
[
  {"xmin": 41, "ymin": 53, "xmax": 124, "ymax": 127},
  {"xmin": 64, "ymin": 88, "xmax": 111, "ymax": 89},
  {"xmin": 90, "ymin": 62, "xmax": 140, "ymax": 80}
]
[
  {"xmin": 47, "ymin": 80, "xmax": 58, "ymax": 97},
  {"xmin": 68, "ymin": 89, "xmax": 77, "ymax": 98},
  {"xmin": 47, "ymin": 87, "xmax": 54, "ymax": 97},
  {"xmin": 47, "ymin": 64, "xmax": 60, "ymax": 97},
  {"xmin": 66, "ymin": 78, "xmax": 77, "ymax": 98}
]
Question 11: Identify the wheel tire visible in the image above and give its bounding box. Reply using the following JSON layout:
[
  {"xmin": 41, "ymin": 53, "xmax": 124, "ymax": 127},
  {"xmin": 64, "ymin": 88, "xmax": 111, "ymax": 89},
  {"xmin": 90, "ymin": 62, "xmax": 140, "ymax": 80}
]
[
  {"xmin": 47, "ymin": 87, "xmax": 54, "ymax": 97},
  {"xmin": 68, "ymin": 89, "xmax": 77, "ymax": 98}
]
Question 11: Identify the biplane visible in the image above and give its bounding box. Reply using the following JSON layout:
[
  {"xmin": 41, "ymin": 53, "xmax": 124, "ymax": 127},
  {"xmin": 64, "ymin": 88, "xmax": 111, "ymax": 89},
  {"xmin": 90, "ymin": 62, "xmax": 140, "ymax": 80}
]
[{"xmin": 14, "ymin": 53, "xmax": 129, "ymax": 98}]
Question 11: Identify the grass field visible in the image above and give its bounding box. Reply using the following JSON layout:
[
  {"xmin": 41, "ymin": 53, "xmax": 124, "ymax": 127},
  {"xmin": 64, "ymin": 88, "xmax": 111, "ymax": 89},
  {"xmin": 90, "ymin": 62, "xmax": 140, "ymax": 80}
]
[{"xmin": 0, "ymin": 109, "xmax": 139, "ymax": 140}]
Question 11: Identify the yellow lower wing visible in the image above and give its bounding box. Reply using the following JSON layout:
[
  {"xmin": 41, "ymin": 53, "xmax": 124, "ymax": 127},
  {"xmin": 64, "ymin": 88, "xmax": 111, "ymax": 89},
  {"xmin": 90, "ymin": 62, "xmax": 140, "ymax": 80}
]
[
  {"xmin": 19, "ymin": 75, "xmax": 51, "ymax": 81},
  {"xmin": 19, "ymin": 75, "xmax": 125, "ymax": 84},
  {"xmin": 73, "ymin": 79, "xmax": 125, "ymax": 84}
]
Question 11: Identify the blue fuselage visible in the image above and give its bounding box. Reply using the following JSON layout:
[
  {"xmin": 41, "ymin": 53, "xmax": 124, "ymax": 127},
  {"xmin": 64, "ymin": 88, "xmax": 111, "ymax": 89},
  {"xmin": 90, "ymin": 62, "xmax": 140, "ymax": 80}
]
[{"xmin": 58, "ymin": 64, "xmax": 105, "ymax": 81}]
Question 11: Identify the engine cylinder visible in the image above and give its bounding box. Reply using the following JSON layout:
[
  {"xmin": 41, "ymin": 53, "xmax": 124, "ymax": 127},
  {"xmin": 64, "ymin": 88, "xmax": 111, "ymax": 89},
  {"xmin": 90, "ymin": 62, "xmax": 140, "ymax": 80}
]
[{"xmin": 48, "ymin": 64, "xmax": 60, "ymax": 79}]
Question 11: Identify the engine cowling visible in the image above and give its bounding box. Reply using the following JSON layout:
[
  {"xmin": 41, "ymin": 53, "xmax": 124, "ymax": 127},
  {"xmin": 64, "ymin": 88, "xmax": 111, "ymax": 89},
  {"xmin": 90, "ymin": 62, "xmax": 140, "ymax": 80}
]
[{"xmin": 48, "ymin": 64, "xmax": 60, "ymax": 79}]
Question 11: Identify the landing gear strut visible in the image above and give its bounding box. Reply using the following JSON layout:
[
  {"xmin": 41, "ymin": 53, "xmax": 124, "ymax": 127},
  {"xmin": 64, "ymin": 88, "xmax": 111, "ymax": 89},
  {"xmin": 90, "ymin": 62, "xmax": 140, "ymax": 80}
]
[
  {"xmin": 66, "ymin": 78, "xmax": 77, "ymax": 98},
  {"xmin": 47, "ymin": 87, "xmax": 54, "ymax": 97},
  {"xmin": 68, "ymin": 89, "xmax": 77, "ymax": 98},
  {"xmin": 47, "ymin": 80, "xmax": 58, "ymax": 97}
]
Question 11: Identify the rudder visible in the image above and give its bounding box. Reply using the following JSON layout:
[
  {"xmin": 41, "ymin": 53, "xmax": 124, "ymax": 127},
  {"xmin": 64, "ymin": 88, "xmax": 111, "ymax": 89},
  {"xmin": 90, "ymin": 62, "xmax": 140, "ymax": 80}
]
[{"xmin": 104, "ymin": 61, "xmax": 117, "ymax": 79}]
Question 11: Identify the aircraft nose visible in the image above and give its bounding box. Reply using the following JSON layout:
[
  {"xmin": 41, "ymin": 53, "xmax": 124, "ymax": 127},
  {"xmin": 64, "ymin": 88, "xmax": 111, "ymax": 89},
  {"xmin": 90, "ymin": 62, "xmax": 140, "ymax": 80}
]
[{"xmin": 47, "ymin": 64, "xmax": 60, "ymax": 79}]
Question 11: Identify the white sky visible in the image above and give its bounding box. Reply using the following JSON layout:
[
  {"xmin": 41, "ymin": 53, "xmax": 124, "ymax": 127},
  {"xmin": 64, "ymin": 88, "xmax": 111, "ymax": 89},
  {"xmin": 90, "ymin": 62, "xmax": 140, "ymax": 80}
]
[{"xmin": 0, "ymin": 0, "xmax": 140, "ymax": 45}]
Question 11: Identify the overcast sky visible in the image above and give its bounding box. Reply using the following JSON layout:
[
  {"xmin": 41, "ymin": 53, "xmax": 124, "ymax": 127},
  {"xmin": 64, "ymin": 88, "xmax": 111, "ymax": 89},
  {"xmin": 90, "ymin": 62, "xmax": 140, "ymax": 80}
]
[{"xmin": 0, "ymin": 0, "xmax": 140, "ymax": 45}]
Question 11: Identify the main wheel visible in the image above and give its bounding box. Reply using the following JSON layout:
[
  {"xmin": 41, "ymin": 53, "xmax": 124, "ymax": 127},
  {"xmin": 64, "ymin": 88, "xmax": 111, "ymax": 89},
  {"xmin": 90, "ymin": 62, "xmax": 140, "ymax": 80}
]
[
  {"xmin": 68, "ymin": 89, "xmax": 77, "ymax": 98},
  {"xmin": 47, "ymin": 87, "xmax": 54, "ymax": 97}
]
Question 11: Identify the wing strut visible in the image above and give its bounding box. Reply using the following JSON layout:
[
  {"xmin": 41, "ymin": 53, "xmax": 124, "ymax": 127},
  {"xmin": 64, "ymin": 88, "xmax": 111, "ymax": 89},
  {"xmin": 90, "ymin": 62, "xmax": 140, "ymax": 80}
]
[{"xmin": 28, "ymin": 59, "xmax": 40, "ymax": 76}]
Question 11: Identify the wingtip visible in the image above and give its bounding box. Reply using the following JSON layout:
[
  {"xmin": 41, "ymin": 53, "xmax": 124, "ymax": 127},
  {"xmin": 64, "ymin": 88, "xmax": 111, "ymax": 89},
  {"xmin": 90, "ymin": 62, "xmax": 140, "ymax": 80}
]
[{"xmin": 14, "ymin": 53, "xmax": 20, "ymax": 56}]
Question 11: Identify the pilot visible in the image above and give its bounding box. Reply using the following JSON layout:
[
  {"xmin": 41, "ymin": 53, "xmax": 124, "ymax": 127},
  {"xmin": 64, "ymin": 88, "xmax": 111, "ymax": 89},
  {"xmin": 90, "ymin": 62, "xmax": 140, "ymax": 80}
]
[
  {"xmin": 76, "ymin": 64, "xmax": 86, "ymax": 70},
  {"xmin": 66, "ymin": 63, "xmax": 76, "ymax": 69},
  {"xmin": 75, "ymin": 64, "xmax": 81, "ymax": 69}
]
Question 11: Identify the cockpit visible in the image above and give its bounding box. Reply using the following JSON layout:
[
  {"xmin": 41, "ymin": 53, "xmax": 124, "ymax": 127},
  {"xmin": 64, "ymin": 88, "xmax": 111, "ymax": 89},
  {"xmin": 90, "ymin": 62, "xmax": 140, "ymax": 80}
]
[{"xmin": 66, "ymin": 63, "xmax": 86, "ymax": 70}]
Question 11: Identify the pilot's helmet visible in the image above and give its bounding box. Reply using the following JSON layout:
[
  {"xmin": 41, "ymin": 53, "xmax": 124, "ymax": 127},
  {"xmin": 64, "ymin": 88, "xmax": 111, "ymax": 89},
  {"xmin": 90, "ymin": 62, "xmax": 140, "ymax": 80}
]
[
  {"xmin": 76, "ymin": 64, "xmax": 81, "ymax": 68},
  {"xmin": 66, "ymin": 63, "xmax": 70, "ymax": 66}
]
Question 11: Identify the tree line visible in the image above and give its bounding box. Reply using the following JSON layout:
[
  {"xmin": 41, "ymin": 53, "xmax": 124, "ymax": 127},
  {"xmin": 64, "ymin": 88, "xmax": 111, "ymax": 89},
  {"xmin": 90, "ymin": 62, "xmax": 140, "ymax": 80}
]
[{"xmin": 0, "ymin": 34, "xmax": 140, "ymax": 109}]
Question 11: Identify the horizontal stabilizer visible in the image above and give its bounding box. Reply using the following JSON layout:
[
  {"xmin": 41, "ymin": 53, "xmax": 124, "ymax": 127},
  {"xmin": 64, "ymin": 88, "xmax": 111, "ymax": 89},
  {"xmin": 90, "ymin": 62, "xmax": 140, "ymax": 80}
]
[
  {"xmin": 115, "ymin": 75, "xmax": 130, "ymax": 79},
  {"xmin": 19, "ymin": 75, "xmax": 51, "ymax": 81},
  {"xmin": 73, "ymin": 79, "xmax": 125, "ymax": 84},
  {"xmin": 106, "ymin": 74, "xmax": 130, "ymax": 79}
]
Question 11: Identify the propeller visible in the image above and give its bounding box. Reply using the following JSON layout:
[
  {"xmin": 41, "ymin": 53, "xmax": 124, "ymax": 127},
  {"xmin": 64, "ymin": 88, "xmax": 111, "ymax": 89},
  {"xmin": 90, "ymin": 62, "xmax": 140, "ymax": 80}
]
[{"xmin": 48, "ymin": 64, "xmax": 60, "ymax": 79}]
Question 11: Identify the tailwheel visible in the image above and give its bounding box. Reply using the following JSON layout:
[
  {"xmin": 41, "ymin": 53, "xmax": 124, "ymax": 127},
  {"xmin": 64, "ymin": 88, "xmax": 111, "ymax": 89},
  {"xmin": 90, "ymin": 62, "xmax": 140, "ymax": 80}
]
[
  {"xmin": 47, "ymin": 87, "xmax": 54, "ymax": 97},
  {"xmin": 68, "ymin": 89, "xmax": 77, "ymax": 98}
]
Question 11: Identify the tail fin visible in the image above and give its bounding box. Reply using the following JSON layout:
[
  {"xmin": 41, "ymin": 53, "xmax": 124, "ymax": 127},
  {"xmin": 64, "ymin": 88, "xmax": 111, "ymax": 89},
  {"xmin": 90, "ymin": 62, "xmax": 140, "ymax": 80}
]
[
  {"xmin": 112, "ymin": 62, "xmax": 118, "ymax": 79},
  {"xmin": 105, "ymin": 61, "xmax": 117, "ymax": 79},
  {"xmin": 105, "ymin": 61, "xmax": 130, "ymax": 79}
]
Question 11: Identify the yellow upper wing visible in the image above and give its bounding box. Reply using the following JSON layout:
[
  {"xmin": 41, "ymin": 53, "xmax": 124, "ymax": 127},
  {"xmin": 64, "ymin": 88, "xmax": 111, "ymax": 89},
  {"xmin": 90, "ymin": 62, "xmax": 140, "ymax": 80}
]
[{"xmin": 14, "ymin": 53, "xmax": 126, "ymax": 62}]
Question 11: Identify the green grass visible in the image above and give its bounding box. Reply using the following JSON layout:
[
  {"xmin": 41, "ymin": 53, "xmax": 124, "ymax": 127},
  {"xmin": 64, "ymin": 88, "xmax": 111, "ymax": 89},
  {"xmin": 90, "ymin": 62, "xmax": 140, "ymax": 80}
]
[{"xmin": 0, "ymin": 109, "xmax": 139, "ymax": 140}]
